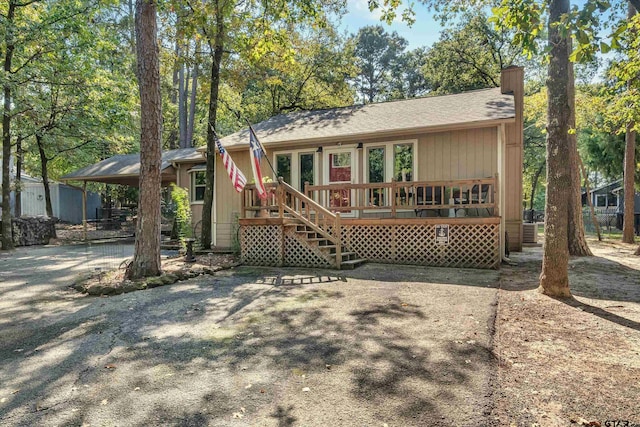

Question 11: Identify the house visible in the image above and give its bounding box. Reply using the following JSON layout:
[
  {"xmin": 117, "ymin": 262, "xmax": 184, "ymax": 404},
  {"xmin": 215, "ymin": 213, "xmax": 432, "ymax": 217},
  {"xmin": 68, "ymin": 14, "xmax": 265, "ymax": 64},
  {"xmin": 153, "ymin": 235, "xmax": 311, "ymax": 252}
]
[
  {"xmin": 61, "ymin": 148, "xmax": 206, "ymax": 227},
  {"xmin": 612, "ymin": 184, "xmax": 640, "ymax": 234},
  {"xmin": 582, "ymin": 180, "xmax": 619, "ymax": 208},
  {"xmin": 210, "ymin": 66, "xmax": 524, "ymax": 269},
  {"xmin": 62, "ymin": 67, "xmax": 524, "ymax": 269},
  {"xmin": 19, "ymin": 175, "xmax": 101, "ymax": 224}
]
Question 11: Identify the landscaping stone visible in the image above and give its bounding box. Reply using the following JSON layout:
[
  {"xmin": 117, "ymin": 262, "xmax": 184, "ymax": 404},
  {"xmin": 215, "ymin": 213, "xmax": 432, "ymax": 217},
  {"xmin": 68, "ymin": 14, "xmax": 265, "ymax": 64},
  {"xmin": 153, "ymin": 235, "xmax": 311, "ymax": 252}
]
[
  {"xmin": 161, "ymin": 273, "xmax": 178, "ymax": 285},
  {"xmin": 146, "ymin": 276, "xmax": 165, "ymax": 288},
  {"xmin": 10, "ymin": 216, "xmax": 56, "ymax": 247}
]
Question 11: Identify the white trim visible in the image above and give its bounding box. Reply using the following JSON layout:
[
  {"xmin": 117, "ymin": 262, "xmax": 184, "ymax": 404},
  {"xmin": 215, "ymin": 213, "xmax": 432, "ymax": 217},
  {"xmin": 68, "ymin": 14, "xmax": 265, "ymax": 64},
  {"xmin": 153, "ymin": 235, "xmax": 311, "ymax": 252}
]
[
  {"xmin": 498, "ymin": 124, "xmax": 506, "ymax": 259},
  {"xmin": 323, "ymin": 146, "xmax": 358, "ymax": 218},
  {"xmin": 362, "ymin": 139, "xmax": 418, "ymax": 184},
  {"xmin": 272, "ymin": 148, "xmax": 318, "ymax": 191},
  {"xmin": 362, "ymin": 139, "xmax": 418, "ymax": 214},
  {"xmin": 189, "ymin": 170, "xmax": 206, "ymax": 203}
]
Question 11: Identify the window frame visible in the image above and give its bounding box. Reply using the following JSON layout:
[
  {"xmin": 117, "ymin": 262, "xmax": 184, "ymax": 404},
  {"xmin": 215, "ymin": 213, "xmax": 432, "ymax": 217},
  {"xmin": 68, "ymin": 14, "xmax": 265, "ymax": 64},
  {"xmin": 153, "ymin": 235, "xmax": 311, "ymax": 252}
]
[
  {"xmin": 189, "ymin": 170, "xmax": 207, "ymax": 204},
  {"xmin": 272, "ymin": 148, "xmax": 318, "ymax": 191},
  {"xmin": 363, "ymin": 139, "xmax": 418, "ymax": 185}
]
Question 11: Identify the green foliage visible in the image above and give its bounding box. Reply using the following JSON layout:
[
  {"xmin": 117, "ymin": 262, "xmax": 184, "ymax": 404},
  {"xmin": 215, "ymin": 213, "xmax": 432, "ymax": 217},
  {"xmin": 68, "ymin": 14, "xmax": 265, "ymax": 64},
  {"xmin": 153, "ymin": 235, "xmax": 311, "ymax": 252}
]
[{"xmin": 170, "ymin": 184, "xmax": 193, "ymax": 239}]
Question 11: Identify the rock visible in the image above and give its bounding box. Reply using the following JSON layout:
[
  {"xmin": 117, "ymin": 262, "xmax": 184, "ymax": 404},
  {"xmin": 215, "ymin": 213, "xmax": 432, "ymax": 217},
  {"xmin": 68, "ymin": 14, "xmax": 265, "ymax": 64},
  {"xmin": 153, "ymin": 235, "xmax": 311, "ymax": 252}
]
[
  {"xmin": 161, "ymin": 273, "xmax": 178, "ymax": 285},
  {"xmin": 146, "ymin": 276, "xmax": 164, "ymax": 288},
  {"xmin": 86, "ymin": 284, "xmax": 115, "ymax": 296},
  {"xmin": 122, "ymin": 281, "xmax": 139, "ymax": 293},
  {"xmin": 8, "ymin": 216, "xmax": 56, "ymax": 247},
  {"xmin": 135, "ymin": 281, "xmax": 148, "ymax": 291}
]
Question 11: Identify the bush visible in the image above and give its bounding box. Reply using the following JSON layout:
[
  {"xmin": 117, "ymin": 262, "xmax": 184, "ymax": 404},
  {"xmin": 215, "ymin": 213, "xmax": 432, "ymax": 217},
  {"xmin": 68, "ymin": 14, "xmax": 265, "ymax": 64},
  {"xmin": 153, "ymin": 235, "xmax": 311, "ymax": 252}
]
[{"xmin": 170, "ymin": 184, "xmax": 192, "ymax": 240}]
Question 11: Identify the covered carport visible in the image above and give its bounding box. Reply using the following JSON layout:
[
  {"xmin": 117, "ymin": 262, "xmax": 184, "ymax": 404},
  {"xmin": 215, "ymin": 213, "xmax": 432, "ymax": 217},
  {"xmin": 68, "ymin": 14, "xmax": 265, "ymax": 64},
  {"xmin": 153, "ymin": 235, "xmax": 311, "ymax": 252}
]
[{"xmin": 60, "ymin": 148, "xmax": 204, "ymax": 240}]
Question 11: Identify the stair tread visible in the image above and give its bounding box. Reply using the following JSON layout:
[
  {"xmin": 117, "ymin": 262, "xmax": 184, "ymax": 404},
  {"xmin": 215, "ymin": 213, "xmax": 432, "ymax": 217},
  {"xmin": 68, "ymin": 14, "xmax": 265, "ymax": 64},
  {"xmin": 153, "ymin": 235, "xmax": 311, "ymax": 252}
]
[{"xmin": 341, "ymin": 258, "xmax": 367, "ymax": 265}]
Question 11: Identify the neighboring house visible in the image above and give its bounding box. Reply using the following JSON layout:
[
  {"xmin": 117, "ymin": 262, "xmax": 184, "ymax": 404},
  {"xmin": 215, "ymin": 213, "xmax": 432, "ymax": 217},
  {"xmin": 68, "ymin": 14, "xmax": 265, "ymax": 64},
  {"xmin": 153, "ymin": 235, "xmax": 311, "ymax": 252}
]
[
  {"xmin": 20, "ymin": 175, "xmax": 101, "ymax": 224},
  {"xmin": 582, "ymin": 180, "xmax": 619, "ymax": 208},
  {"xmin": 208, "ymin": 66, "xmax": 524, "ymax": 269},
  {"xmin": 60, "ymin": 148, "xmax": 206, "ymax": 225},
  {"xmin": 612, "ymin": 184, "xmax": 640, "ymax": 234}
]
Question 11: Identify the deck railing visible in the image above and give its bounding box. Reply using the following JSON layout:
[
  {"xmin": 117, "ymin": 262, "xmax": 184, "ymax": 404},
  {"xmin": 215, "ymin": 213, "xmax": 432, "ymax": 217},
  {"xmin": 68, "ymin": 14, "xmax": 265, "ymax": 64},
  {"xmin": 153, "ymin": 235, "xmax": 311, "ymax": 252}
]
[
  {"xmin": 303, "ymin": 176, "xmax": 498, "ymax": 217},
  {"xmin": 242, "ymin": 179, "xmax": 342, "ymax": 267}
]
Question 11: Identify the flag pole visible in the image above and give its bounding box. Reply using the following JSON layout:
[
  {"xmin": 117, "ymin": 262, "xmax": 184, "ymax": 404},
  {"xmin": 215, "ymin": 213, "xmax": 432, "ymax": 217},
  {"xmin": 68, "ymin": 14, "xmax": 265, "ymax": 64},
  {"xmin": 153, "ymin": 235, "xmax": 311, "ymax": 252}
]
[{"xmin": 246, "ymin": 120, "xmax": 277, "ymax": 178}]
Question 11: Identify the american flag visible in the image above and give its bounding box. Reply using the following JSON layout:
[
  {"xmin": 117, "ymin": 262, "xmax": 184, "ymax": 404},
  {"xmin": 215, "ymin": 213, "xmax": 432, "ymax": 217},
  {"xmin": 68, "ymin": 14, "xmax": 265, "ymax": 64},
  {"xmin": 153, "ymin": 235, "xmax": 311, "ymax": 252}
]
[
  {"xmin": 215, "ymin": 135, "xmax": 246, "ymax": 193},
  {"xmin": 249, "ymin": 128, "xmax": 267, "ymax": 200}
]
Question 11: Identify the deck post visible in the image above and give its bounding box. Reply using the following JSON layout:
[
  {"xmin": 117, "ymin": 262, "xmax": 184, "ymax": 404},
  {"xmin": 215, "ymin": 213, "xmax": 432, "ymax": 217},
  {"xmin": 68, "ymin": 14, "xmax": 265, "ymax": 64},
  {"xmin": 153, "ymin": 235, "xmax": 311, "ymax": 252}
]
[
  {"xmin": 335, "ymin": 212, "xmax": 341, "ymax": 269},
  {"xmin": 277, "ymin": 181, "xmax": 284, "ymax": 219},
  {"xmin": 391, "ymin": 179, "xmax": 397, "ymax": 218},
  {"xmin": 240, "ymin": 187, "xmax": 246, "ymax": 219},
  {"xmin": 82, "ymin": 180, "xmax": 87, "ymax": 241}
]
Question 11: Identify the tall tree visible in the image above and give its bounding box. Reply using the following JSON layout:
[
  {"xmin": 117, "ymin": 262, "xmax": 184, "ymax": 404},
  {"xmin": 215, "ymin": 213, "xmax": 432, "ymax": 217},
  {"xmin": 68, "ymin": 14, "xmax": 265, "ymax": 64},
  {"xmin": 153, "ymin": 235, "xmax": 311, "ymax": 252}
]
[
  {"xmin": 128, "ymin": 0, "xmax": 162, "ymax": 279},
  {"xmin": 538, "ymin": 0, "xmax": 573, "ymax": 297},
  {"xmin": 352, "ymin": 25, "xmax": 408, "ymax": 103},
  {"xmin": 622, "ymin": 3, "xmax": 637, "ymax": 244}
]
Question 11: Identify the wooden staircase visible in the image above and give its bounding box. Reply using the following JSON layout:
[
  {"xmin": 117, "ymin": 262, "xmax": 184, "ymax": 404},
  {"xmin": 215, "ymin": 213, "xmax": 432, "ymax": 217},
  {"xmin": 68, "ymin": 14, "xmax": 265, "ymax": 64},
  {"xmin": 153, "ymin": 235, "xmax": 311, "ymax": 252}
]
[
  {"xmin": 276, "ymin": 179, "xmax": 366, "ymax": 270},
  {"xmin": 286, "ymin": 222, "xmax": 366, "ymax": 269}
]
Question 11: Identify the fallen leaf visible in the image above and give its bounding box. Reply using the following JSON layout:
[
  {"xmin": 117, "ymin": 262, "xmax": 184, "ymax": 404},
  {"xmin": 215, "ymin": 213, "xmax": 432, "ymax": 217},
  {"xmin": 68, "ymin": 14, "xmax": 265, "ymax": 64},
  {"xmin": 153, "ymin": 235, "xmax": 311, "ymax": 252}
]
[
  {"xmin": 325, "ymin": 364, "xmax": 332, "ymax": 370},
  {"xmin": 240, "ymin": 407, "xmax": 246, "ymax": 413},
  {"xmin": 14, "ymin": 348, "xmax": 24, "ymax": 353},
  {"xmin": 101, "ymin": 399, "xmax": 108, "ymax": 406},
  {"xmin": 11, "ymin": 390, "xmax": 19, "ymax": 395},
  {"xmin": 134, "ymin": 387, "xmax": 140, "ymax": 391},
  {"xmin": 245, "ymin": 384, "xmax": 252, "ymax": 389},
  {"xmin": 260, "ymin": 389, "xmax": 265, "ymax": 393},
  {"xmin": 104, "ymin": 364, "xmax": 116, "ymax": 370},
  {"xmin": 302, "ymin": 387, "xmax": 310, "ymax": 392},
  {"xmin": 232, "ymin": 412, "xmax": 244, "ymax": 419}
]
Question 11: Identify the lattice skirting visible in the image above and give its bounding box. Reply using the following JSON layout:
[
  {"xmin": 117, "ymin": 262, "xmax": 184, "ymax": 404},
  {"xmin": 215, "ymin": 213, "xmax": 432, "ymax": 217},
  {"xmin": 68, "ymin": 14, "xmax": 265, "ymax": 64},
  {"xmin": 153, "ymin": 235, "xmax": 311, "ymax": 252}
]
[
  {"xmin": 240, "ymin": 225, "xmax": 333, "ymax": 268},
  {"xmin": 341, "ymin": 223, "xmax": 500, "ymax": 269}
]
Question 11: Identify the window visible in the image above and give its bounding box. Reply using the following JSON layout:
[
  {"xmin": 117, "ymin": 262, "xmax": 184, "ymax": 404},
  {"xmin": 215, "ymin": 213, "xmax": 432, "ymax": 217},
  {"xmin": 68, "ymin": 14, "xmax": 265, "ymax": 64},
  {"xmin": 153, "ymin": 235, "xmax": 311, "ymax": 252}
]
[
  {"xmin": 394, "ymin": 144, "xmax": 414, "ymax": 181},
  {"xmin": 191, "ymin": 171, "xmax": 206, "ymax": 202},
  {"xmin": 276, "ymin": 154, "xmax": 292, "ymax": 185},
  {"xmin": 299, "ymin": 153, "xmax": 315, "ymax": 189},
  {"xmin": 364, "ymin": 140, "xmax": 417, "ymax": 184},
  {"xmin": 332, "ymin": 152, "xmax": 351, "ymax": 168},
  {"xmin": 368, "ymin": 147, "xmax": 385, "ymax": 183},
  {"xmin": 272, "ymin": 150, "xmax": 316, "ymax": 191}
]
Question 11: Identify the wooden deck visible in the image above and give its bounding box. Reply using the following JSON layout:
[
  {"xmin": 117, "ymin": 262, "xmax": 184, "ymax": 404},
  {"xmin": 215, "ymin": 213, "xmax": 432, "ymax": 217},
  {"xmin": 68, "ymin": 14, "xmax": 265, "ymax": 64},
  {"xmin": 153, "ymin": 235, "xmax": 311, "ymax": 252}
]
[{"xmin": 238, "ymin": 177, "xmax": 502, "ymax": 269}]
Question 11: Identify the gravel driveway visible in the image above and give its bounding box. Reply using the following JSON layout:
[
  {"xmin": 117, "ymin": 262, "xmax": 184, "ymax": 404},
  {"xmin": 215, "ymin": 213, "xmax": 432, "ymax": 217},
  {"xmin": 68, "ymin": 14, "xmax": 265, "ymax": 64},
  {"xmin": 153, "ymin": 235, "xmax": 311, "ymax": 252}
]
[{"xmin": 0, "ymin": 244, "xmax": 499, "ymax": 426}]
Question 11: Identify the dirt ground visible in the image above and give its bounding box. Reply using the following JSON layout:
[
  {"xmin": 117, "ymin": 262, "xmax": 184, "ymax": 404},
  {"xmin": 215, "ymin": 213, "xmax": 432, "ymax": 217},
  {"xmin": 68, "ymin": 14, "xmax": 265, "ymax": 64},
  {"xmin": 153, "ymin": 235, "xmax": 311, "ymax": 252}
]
[
  {"xmin": 492, "ymin": 237, "xmax": 640, "ymax": 426},
  {"xmin": 1, "ymin": 236, "xmax": 639, "ymax": 426}
]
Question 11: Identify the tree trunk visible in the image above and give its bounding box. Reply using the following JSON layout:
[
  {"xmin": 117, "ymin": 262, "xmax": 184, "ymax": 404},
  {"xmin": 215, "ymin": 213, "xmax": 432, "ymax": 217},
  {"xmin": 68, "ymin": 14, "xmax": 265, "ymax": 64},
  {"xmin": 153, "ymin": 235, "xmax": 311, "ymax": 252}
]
[
  {"xmin": 579, "ymin": 154, "xmax": 602, "ymax": 241},
  {"xmin": 622, "ymin": 123, "xmax": 637, "ymax": 243},
  {"xmin": 168, "ymin": 38, "xmax": 180, "ymax": 149},
  {"xmin": 127, "ymin": 0, "xmax": 162, "ymax": 279},
  {"xmin": 36, "ymin": 135, "xmax": 55, "ymax": 224},
  {"xmin": 178, "ymin": 47, "xmax": 187, "ymax": 148},
  {"xmin": 567, "ymin": 43, "xmax": 592, "ymax": 256},
  {"xmin": 623, "ymin": 3, "xmax": 637, "ymax": 244},
  {"xmin": 14, "ymin": 135, "xmax": 22, "ymax": 217},
  {"xmin": 635, "ymin": 244, "xmax": 640, "ymax": 255},
  {"xmin": 201, "ymin": 0, "xmax": 224, "ymax": 249},
  {"xmin": 539, "ymin": 0, "xmax": 572, "ymax": 298},
  {"xmin": 186, "ymin": 45, "xmax": 199, "ymax": 147},
  {"xmin": 1, "ymin": 1, "xmax": 17, "ymax": 251},
  {"xmin": 530, "ymin": 163, "xmax": 544, "ymax": 211}
]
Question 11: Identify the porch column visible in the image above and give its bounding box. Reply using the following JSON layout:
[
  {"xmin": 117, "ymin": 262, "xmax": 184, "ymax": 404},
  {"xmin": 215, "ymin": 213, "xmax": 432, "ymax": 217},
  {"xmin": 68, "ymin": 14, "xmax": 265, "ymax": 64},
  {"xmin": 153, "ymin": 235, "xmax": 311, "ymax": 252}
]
[
  {"xmin": 82, "ymin": 180, "xmax": 87, "ymax": 241},
  {"xmin": 498, "ymin": 124, "xmax": 506, "ymax": 259}
]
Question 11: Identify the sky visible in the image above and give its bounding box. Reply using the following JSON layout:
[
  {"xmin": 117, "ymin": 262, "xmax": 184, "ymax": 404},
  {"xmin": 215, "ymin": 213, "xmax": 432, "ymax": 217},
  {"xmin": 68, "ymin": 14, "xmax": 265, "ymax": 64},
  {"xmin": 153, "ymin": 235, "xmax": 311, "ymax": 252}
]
[{"xmin": 338, "ymin": 0, "xmax": 444, "ymax": 49}]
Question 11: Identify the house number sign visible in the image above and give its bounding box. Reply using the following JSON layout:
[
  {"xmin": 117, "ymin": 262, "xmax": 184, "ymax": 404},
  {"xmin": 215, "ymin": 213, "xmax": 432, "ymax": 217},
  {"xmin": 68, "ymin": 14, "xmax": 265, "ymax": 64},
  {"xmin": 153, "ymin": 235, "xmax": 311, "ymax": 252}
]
[{"xmin": 435, "ymin": 224, "xmax": 449, "ymax": 245}]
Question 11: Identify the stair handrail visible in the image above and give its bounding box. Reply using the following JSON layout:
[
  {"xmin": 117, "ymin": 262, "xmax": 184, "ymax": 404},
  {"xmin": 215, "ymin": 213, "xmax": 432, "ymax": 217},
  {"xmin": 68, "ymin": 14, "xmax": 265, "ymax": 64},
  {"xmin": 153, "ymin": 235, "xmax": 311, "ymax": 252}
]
[{"xmin": 277, "ymin": 178, "xmax": 342, "ymax": 268}]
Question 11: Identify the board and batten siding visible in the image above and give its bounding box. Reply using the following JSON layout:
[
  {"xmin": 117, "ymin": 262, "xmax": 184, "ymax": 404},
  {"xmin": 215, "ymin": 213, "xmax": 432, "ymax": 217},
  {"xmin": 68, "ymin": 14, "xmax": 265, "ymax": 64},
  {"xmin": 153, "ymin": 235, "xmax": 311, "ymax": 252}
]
[
  {"xmin": 417, "ymin": 127, "xmax": 497, "ymax": 181},
  {"xmin": 501, "ymin": 66, "xmax": 524, "ymax": 251},
  {"xmin": 214, "ymin": 149, "xmax": 252, "ymax": 248}
]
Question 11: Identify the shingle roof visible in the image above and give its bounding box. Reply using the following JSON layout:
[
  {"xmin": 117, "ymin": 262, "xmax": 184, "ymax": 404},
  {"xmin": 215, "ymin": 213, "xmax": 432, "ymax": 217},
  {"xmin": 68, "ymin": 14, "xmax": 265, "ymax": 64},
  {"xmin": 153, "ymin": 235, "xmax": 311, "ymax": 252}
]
[
  {"xmin": 220, "ymin": 87, "xmax": 515, "ymax": 149},
  {"xmin": 61, "ymin": 147, "xmax": 203, "ymax": 182}
]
